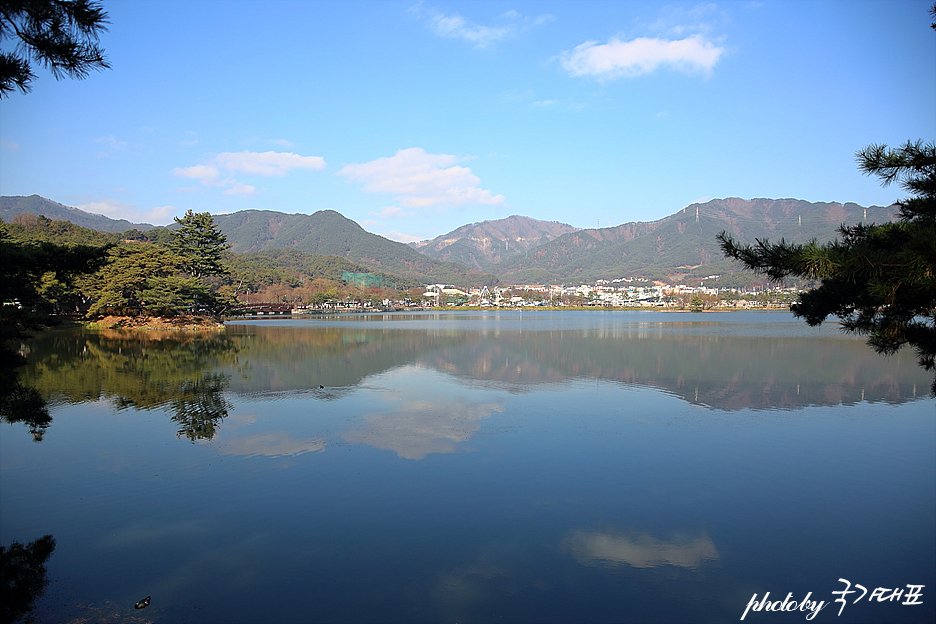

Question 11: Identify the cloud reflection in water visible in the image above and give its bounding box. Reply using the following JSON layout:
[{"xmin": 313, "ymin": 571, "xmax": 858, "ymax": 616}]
[
  {"xmin": 343, "ymin": 398, "xmax": 504, "ymax": 460},
  {"xmin": 213, "ymin": 431, "xmax": 327, "ymax": 458},
  {"xmin": 566, "ymin": 529, "xmax": 718, "ymax": 569}
]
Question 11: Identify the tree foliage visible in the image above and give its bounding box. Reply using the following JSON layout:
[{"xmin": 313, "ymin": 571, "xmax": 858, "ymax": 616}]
[
  {"xmin": 0, "ymin": 0, "xmax": 110, "ymax": 97},
  {"xmin": 170, "ymin": 209, "xmax": 230, "ymax": 279},
  {"xmin": 80, "ymin": 244, "xmax": 220, "ymax": 317},
  {"xmin": 0, "ymin": 222, "xmax": 109, "ymax": 324},
  {"xmin": 718, "ymin": 140, "xmax": 936, "ymax": 392}
]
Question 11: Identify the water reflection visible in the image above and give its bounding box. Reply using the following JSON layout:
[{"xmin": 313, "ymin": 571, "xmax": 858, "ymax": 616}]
[
  {"xmin": 565, "ymin": 529, "xmax": 719, "ymax": 569},
  {"xmin": 5, "ymin": 315, "xmax": 934, "ymax": 623},
  {"xmin": 0, "ymin": 343, "xmax": 52, "ymax": 442},
  {"xmin": 168, "ymin": 373, "xmax": 232, "ymax": 442},
  {"xmin": 15, "ymin": 316, "xmax": 930, "ymax": 444},
  {"xmin": 213, "ymin": 426, "xmax": 327, "ymax": 458},
  {"xmin": 222, "ymin": 320, "xmax": 926, "ymax": 410},
  {"xmin": 342, "ymin": 392, "xmax": 505, "ymax": 459},
  {"xmin": 0, "ymin": 534, "xmax": 56, "ymax": 623},
  {"xmin": 17, "ymin": 329, "xmax": 239, "ymax": 442}
]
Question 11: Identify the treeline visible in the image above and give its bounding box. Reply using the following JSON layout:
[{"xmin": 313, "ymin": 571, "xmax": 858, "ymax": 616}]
[{"xmin": 2, "ymin": 213, "xmax": 430, "ymax": 318}]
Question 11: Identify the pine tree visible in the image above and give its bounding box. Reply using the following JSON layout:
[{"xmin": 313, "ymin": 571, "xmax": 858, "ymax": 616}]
[
  {"xmin": 718, "ymin": 140, "xmax": 936, "ymax": 393},
  {"xmin": 169, "ymin": 209, "xmax": 230, "ymax": 279},
  {"xmin": 82, "ymin": 244, "xmax": 213, "ymax": 317},
  {"xmin": 0, "ymin": 0, "xmax": 111, "ymax": 97}
]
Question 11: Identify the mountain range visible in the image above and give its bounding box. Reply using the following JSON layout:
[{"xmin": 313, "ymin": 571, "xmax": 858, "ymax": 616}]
[
  {"xmin": 494, "ymin": 198, "xmax": 896, "ymax": 284},
  {"xmin": 409, "ymin": 215, "xmax": 580, "ymax": 270},
  {"xmin": 0, "ymin": 195, "xmax": 155, "ymax": 232},
  {"xmin": 1, "ymin": 194, "xmax": 897, "ymax": 286}
]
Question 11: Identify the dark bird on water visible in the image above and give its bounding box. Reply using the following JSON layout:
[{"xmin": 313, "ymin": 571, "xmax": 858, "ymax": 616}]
[{"xmin": 135, "ymin": 596, "xmax": 151, "ymax": 609}]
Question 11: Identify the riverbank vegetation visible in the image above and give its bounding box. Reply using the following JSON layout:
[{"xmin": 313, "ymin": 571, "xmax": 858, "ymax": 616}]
[{"xmin": 2, "ymin": 212, "xmax": 427, "ymax": 321}]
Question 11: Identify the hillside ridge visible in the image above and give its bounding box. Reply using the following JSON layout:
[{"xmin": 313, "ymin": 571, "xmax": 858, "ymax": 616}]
[{"xmin": 2, "ymin": 195, "xmax": 897, "ymax": 286}]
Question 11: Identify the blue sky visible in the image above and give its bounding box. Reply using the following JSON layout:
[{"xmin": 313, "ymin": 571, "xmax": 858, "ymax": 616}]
[{"xmin": 1, "ymin": 0, "xmax": 933, "ymax": 242}]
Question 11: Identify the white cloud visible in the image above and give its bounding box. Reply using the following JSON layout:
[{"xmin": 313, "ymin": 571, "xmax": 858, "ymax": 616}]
[
  {"xmin": 337, "ymin": 147, "xmax": 505, "ymax": 209},
  {"xmin": 532, "ymin": 99, "xmax": 557, "ymax": 107},
  {"xmin": 498, "ymin": 87, "xmax": 535, "ymax": 102},
  {"xmin": 560, "ymin": 34, "xmax": 724, "ymax": 79},
  {"xmin": 172, "ymin": 150, "xmax": 325, "ymax": 198},
  {"xmin": 269, "ymin": 138, "xmax": 295, "ymax": 148},
  {"xmin": 179, "ymin": 131, "xmax": 199, "ymax": 147},
  {"xmin": 381, "ymin": 230, "xmax": 423, "ymax": 243},
  {"xmin": 214, "ymin": 150, "xmax": 325, "ymax": 176},
  {"xmin": 147, "ymin": 205, "xmax": 179, "ymax": 223},
  {"xmin": 369, "ymin": 206, "xmax": 409, "ymax": 219},
  {"xmin": 430, "ymin": 12, "xmax": 510, "ymax": 47},
  {"xmin": 0, "ymin": 139, "xmax": 18, "ymax": 150},
  {"xmin": 647, "ymin": 3, "xmax": 722, "ymax": 37},
  {"xmin": 413, "ymin": 5, "xmax": 552, "ymax": 48},
  {"xmin": 173, "ymin": 164, "xmax": 221, "ymax": 185},
  {"xmin": 78, "ymin": 198, "xmax": 178, "ymax": 225},
  {"xmin": 97, "ymin": 135, "xmax": 128, "ymax": 151},
  {"xmin": 222, "ymin": 182, "xmax": 257, "ymax": 197}
]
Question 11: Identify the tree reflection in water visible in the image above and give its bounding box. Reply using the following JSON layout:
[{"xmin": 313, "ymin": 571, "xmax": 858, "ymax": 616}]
[
  {"xmin": 11, "ymin": 329, "xmax": 239, "ymax": 442},
  {"xmin": 0, "ymin": 343, "xmax": 52, "ymax": 442},
  {"xmin": 170, "ymin": 373, "xmax": 232, "ymax": 442},
  {"xmin": 0, "ymin": 534, "xmax": 56, "ymax": 624}
]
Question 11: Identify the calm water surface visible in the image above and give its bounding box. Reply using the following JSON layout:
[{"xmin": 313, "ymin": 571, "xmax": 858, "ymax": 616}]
[{"xmin": 2, "ymin": 311, "xmax": 933, "ymax": 623}]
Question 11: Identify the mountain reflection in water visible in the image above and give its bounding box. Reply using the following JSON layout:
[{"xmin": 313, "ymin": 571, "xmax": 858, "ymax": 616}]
[
  {"xmin": 219, "ymin": 318, "xmax": 926, "ymax": 410},
  {"xmin": 3, "ymin": 312, "xmax": 933, "ymax": 623},
  {"xmin": 10, "ymin": 315, "xmax": 928, "ymax": 441}
]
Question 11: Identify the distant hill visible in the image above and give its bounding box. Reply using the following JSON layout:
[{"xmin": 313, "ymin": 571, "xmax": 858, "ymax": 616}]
[
  {"xmin": 4, "ymin": 194, "xmax": 899, "ymax": 287},
  {"xmin": 211, "ymin": 209, "xmax": 497, "ymax": 286},
  {"xmin": 0, "ymin": 196, "xmax": 499, "ymax": 286},
  {"xmin": 226, "ymin": 248, "xmax": 424, "ymax": 291},
  {"xmin": 2, "ymin": 213, "xmax": 121, "ymax": 246},
  {"xmin": 494, "ymin": 198, "xmax": 898, "ymax": 284},
  {"xmin": 0, "ymin": 195, "xmax": 156, "ymax": 233},
  {"xmin": 409, "ymin": 215, "xmax": 579, "ymax": 270}
]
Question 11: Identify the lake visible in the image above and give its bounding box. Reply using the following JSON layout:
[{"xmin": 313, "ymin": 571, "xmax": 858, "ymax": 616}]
[{"xmin": 2, "ymin": 310, "xmax": 933, "ymax": 623}]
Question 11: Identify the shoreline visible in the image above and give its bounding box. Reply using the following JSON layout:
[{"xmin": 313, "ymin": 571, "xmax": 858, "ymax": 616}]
[{"xmin": 84, "ymin": 314, "xmax": 224, "ymax": 330}]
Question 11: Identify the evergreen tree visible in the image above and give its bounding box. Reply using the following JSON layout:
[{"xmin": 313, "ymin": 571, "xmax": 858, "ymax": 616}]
[
  {"xmin": 0, "ymin": 0, "xmax": 110, "ymax": 97},
  {"xmin": 169, "ymin": 209, "xmax": 230, "ymax": 279},
  {"xmin": 81, "ymin": 244, "xmax": 212, "ymax": 317},
  {"xmin": 718, "ymin": 140, "xmax": 936, "ymax": 393},
  {"xmin": 0, "ymin": 223, "xmax": 108, "ymax": 440},
  {"xmin": 0, "ymin": 223, "xmax": 109, "ymax": 325}
]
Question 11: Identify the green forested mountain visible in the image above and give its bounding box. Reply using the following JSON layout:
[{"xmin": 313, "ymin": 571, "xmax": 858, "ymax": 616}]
[
  {"xmin": 212, "ymin": 209, "xmax": 497, "ymax": 285},
  {"xmin": 2, "ymin": 195, "xmax": 898, "ymax": 288},
  {"xmin": 3, "ymin": 213, "xmax": 121, "ymax": 246},
  {"xmin": 1, "ymin": 197, "xmax": 498, "ymax": 286},
  {"xmin": 0, "ymin": 195, "xmax": 155, "ymax": 233},
  {"xmin": 225, "ymin": 249, "xmax": 423, "ymax": 291},
  {"xmin": 2, "ymin": 215, "xmax": 422, "ymax": 303},
  {"xmin": 493, "ymin": 198, "xmax": 897, "ymax": 283}
]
